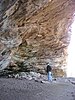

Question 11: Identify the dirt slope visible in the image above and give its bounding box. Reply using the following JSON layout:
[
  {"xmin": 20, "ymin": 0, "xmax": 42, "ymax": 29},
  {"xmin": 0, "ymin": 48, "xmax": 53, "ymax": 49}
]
[{"xmin": 0, "ymin": 78, "xmax": 75, "ymax": 100}]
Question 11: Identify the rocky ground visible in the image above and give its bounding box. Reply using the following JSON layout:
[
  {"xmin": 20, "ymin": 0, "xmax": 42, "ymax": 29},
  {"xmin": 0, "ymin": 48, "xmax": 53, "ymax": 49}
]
[{"xmin": 0, "ymin": 73, "xmax": 75, "ymax": 100}]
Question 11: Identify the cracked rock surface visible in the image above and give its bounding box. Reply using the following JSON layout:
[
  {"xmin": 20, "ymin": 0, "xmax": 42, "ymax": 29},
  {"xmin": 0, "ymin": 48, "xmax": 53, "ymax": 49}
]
[{"xmin": 0, "ymin": 0, "xmax": 75, "ymax": 77}]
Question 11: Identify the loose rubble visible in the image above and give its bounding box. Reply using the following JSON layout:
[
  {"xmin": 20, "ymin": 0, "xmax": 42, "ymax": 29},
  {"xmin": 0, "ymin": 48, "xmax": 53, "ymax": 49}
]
[
  {"xmin": 8, "ymin": 71, "xmax": 48, "ymax": 83},
  {"xmin": 7, "ymin": 71, "xmax": 75, "ymax": 84}
]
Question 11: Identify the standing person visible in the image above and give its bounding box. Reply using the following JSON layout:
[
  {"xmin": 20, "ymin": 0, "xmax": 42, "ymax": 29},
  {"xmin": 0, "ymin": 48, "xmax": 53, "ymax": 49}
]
[{"xmin": 47, "ymin": 64, "xmax": 52, "ymax": 81}]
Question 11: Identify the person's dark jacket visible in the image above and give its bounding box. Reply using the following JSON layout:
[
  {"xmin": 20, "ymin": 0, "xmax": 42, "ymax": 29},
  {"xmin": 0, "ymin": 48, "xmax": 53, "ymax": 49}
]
[{"xmin": 47, "ymin": 65, "xmax": 52, "ymax": 73}]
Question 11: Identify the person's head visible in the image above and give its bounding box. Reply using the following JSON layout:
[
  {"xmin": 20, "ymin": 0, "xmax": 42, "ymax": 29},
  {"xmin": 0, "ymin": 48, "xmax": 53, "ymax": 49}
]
[{"xmin": 47, "ymin": 63, "xmax": 50, "ymax": 66}]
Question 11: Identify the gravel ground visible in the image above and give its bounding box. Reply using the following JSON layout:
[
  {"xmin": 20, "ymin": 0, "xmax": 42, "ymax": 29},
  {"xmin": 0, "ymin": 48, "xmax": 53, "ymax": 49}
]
[{"xmin": 0, "ymin": 78, "xmax": 75, "ymax": 100}]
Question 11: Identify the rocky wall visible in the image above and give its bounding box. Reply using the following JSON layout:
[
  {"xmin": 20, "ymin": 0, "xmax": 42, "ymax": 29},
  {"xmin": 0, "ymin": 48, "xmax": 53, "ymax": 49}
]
[{"xmin": 0, "ymin": 0, "xmax": 75, "ymax": 77}]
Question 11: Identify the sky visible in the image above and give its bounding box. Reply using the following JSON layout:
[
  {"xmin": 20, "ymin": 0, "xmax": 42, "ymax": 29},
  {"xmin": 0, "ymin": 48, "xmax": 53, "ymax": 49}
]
[{"xmin": 66, "ymin": 16, "xmax": 75, "ymax": 77}]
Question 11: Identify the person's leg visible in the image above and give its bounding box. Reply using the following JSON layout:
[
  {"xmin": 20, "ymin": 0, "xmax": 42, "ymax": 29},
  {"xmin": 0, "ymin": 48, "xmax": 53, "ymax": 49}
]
[
  {"xmin": 48, "ymin": 72, "xmax": 52, "ymax": 81},
  {"xmin": 48, "ymin": 71, "xmax": 50, "ymax": 81}
]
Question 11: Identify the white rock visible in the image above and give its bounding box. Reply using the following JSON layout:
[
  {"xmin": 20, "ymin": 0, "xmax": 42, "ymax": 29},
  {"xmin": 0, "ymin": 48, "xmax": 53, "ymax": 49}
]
[
  {"xmin": 15, "ymin": 74, "xmax": 19, "ymax": 78},
  {"xmin": 30, "ymin": 71, "xmax": 41, "ymax": 78}
]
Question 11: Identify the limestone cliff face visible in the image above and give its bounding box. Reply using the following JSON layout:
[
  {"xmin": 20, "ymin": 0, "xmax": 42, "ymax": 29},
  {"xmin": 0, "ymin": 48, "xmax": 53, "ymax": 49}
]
[{"xmin": 0, "ymin": 0, "xmax": 75, "ymax": 77}]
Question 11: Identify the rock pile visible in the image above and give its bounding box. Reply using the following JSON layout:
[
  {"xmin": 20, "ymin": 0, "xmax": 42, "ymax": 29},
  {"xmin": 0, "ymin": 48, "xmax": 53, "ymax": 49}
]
[{"xmin": 8, "ymin": 71, "xmax": 48, "ymax": 82}]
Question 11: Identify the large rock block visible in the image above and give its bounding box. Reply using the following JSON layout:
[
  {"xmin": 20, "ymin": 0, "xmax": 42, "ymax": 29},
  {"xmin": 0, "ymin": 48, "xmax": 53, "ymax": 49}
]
[{"xmin": 0, "ymin": 0, "xmax": 75, "ymax": 77}]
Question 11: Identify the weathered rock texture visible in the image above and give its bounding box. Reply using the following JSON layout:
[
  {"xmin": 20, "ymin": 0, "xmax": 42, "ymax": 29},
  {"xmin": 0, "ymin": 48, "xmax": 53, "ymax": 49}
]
[{"xmin": 0, "ymin": 0, "xmax": 75, "ymax": 77}]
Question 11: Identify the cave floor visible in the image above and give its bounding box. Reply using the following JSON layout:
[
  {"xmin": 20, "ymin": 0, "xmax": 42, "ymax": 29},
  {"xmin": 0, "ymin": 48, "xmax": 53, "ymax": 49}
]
[{"xmin": 0, "ymin": 78, "xmax": 75, "ymax": 100}]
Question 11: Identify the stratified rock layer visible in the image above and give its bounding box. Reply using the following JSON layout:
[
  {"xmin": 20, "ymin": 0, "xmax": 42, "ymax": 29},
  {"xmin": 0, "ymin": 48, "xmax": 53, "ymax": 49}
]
[{"xmin": 0, "ymin": 0, "xmax": 75, "ymax": 77}]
